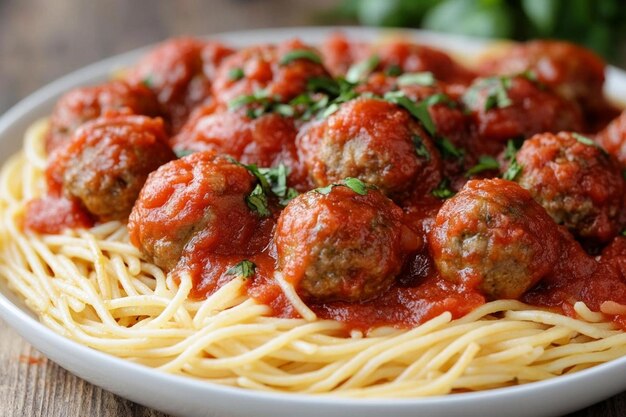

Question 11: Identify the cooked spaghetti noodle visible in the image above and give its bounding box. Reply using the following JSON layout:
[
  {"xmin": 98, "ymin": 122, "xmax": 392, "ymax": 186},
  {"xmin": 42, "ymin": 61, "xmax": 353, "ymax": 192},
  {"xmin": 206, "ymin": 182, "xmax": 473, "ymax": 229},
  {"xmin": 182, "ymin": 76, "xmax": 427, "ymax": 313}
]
[{"xmin": 0, "ymin": 119, "xmax": 625, "ymax": 397}]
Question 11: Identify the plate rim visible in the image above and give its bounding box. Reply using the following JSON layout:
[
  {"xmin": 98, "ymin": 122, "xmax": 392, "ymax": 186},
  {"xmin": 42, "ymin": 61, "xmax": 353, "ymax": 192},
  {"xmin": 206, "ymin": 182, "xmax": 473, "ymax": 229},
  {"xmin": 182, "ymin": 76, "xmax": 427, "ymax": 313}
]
[{"xmin": 0, "ymin": 25, "xmax": 625, "ymax": 413}]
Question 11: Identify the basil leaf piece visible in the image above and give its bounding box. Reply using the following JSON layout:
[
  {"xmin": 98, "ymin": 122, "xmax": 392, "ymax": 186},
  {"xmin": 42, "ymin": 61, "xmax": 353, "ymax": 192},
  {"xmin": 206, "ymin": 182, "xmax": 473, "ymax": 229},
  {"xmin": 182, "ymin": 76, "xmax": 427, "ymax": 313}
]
[
  {"xmin": 343, "ymin": 177, "xmax": 368, "ymax": 195},
  {"xmin": 504, "ymin": 139, "xmax": 521, "ymax": 162},
  {"xmin": 307, "ymin": 77, "xmax": 341, "ymax": 96},
  {"xmin": 346, "ymin": 55, "xmax": 380, "ymax": 83},
  {"xmin": 412, "ymin": 135, "xmax": 431, "ymax": 161},
  {"xmin": 258, "ymin": 164, "xmax": 299, "ymax": 206},
  {"xmin": 385, "ymin": 64, "xmax": 403, "ymax": 77},
  {"xmin": 280, "ymin": 49, "xmax": 322, "ymax": 66},
  {"xmin": 463, "ymin": 77, "xmax": 513, "ymax": 111},
  {"xmin": 246, "ymin": 184, "xmax": 271, "ymax": 217},
  {"xmin": 397, "ymin": 72, "xmax": 435, "ymax": 87},
  {"xmin": 228, "ymin": 68, "xmax": 245, "ymax": 81},
  {"xmin": 225, "ymin": 260, "xmax": 256, "ymax": 279},
  {"xmin": 432, "ymin": 178, "xmax": 455, "ymax": 199},
  {"xmin": 174, "ymin": 149, "xmax": 196, "ymax": 158},
  {"xmin": 435, "ymin": 137, "xmax": 464, "ymax": 160},
  {"xmin": 384, "ymin": 91, "xmax": 436, "ymax": 136},
  {"xmin": 315, "ymin": 184, "xmax": 337, "ymax": 195},
  {"xmin": 465, "ymin": 155, "xmax": 500, "ymax": 177},
  {"xmin": 572, "ymin": 132, "xmax": 596, "ymax": 147},
  {"xmin": 503, "ymin": 159, "xmax": 523, "ymax": 181}
]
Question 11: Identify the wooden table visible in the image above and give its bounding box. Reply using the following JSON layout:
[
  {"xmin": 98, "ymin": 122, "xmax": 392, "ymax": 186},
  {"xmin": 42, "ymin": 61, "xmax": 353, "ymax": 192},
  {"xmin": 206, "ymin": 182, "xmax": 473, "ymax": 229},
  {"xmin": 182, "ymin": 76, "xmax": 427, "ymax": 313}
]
[{"xmin": 0, "ymin": 0, "xmax": 625, "ymax": 415}]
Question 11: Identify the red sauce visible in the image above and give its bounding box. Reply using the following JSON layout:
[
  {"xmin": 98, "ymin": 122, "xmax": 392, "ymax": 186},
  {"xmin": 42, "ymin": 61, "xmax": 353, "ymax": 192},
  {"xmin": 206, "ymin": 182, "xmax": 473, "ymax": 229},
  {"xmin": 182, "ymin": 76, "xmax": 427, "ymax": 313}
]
[{"xmin": 24, "ymin": 196, "xmax": 93, "ymax": 234}]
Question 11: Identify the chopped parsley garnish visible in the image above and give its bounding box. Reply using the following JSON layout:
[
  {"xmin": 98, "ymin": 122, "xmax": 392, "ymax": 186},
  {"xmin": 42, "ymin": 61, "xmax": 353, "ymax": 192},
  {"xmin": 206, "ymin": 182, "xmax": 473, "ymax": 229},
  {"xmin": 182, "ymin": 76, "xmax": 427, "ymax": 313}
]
[
  {"xmin": 397, "ymin": 72, "xmax": 435, "ymax": 87},
  {"xmin": 412, "ymin": 135, "xmax": 431, "ymax": 161},
  {"xmin": 503, "ymin": 159, "xmax": 523, "ymax": 181},
  {"xmin": 306, "ymin": 77, "xmax": 341, "ymax": 96},
  {"xmin": 435, "ymin": 137, "xmax": 464, "ymax": 160},
  {"xmin": 432, "ymin": 178, "xmax": 455, "ymax": 199},
  {"xmin": 504, "ymin": 138, "xmax": 521, "ymax": 162},
  {"xmin": 384, "ymin": 91, "xmax": 436, "ymax": 136},
  {"xmin": 622, "ymin": 230, "xmax": 626, "ymax": 237},
  {"xmin": 572, "ymin": 133, "xmax": 595, "ymax": 146},
  {"xmin": 246, "ymin": 184, "xmax": 271, "ymax": 216},
  {"xmin": 174, "ymin": 149, "xmax": 196, "ymax": 158},
  {"xmin": 225, "ymin": 260, "xmax": 256, "ymax": 279},
  {"xmin": 141, "ymin": 75, "xmax": 154, "ymax": 88},
  {"xmin": 465, "ymin": 155, "xmax": 500, "ymax": 177},
  {"xmin": 385, "ymin": 64, "xmax": 403, "ymax": 77},
  {"xmin": 280, "ymin": 49, "xmax": 322, "ymax": 66},
  {"xmin": 320, "ymin": 102, "xmax": 341, "ymax": 118},
  {"xmin": 228, "ymin": 68, "xmax": 245, "ymax": 81},
  {"xmin": 343, "ymin": 177, "xmax": 368, "ymax": 195},
  {"xmin": 258, "ymin": 164, "xmax": 299, "ymax": 206},
  {"xmin": 315, "ymin": 178, "xmax": 370, "ymax": 196},
  {"xmin": 463, "ymin": 76, "xmax": 513, "ymax": 111},
  {"xmin": 346, "ymin": 55, "xmax": 380, "ymax": 83},
  {"xmin": 228, "ymin": 90, "xmax": 294, "ymax": 119}
]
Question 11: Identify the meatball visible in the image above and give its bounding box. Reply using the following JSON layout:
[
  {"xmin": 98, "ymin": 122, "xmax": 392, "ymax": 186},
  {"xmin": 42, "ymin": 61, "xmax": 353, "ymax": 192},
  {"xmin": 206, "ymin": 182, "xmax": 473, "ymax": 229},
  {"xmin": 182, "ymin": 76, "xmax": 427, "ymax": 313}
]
[
  {"xmin": 46, "ymin": 80, "xmax": 161, "ymax": 153},
  {"xmin": 320, "ymin": 33, "xmax": 370, "ymax": 77},
  {"xmin": 126, "ymin": 37, "xmax": 233, "ymax": 132},
  {"xmin": 172, "ymin": 104, "xmax": 308, "ymax": 189},
  {"xmin": 275, "ymin": 184, "xmax": 414, "ymax": 302},
  {"xmin": 596, "ymin": 111, "xmax": 626, "ymax": 168},
  {"xmin": 514, "ymin": 132, "xmax": 624, "ymax": 243},
  {"xmin": 46, "ymin": 114, "xmax": 175, "ymax": 221},
  {"xmin": 430, "ymin": 178, "xmax": 562, "ymax": 300},
  {"xmin": 297, "ymin": 97, "xmax": 442, "ymax": 198},
  {"xmin": 211, "ymin": 39, "xmax": 330, "ymax": 105},
  {"xmin": 463, "ymin": 75, "xmax": 583, "ymax": 142},
  {"xmin": 128, "ymin": 152, "xmax": 267, "ymax": 271},
  {"xmin": 374, "ymin": 40, "xmax": 476, "ymax": 85},
  {"xmin": 478, "ymin": 40, "xmax": 607, "ymax": 118}
]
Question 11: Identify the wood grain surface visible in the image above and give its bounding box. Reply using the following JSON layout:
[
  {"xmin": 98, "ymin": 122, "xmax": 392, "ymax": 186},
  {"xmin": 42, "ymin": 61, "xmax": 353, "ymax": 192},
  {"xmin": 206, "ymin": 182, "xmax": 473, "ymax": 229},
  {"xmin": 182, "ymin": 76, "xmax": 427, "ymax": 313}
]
[{"xmin": 0, "ymin": 1, "xmax": 625, "ymax": 416}]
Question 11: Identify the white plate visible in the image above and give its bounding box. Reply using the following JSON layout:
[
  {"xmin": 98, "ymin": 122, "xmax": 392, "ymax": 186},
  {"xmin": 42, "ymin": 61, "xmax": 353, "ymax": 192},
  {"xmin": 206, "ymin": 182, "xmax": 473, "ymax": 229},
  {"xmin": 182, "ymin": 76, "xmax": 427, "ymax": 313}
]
[{"xmin": 1, "ymin": 27, "xmax": 626, "ymax": 417}]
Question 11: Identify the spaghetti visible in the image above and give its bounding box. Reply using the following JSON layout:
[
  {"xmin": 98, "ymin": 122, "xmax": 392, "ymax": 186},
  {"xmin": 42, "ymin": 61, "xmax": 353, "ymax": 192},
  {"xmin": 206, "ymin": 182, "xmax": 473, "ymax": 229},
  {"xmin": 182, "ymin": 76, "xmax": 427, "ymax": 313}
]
[{"xmin": 0, "ymin": 120, "xmax": 625, "ymax": 397}]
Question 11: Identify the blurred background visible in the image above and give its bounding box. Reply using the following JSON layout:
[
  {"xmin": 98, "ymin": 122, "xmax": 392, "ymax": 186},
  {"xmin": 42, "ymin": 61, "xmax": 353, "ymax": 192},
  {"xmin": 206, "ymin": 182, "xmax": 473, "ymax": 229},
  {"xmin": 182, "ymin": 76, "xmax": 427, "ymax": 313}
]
[{"xmin": 1, "ymin": 0, "xmax": 625, "ymax": 117}]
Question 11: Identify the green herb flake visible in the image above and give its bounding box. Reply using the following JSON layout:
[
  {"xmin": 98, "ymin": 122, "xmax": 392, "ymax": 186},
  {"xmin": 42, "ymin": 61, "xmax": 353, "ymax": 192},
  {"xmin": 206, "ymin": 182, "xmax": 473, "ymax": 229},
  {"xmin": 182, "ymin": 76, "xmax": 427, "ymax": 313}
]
[
  {"xmin": 246, "ymin": 184, "xmax": 271, "ymax": 217},
  {"xmin": 343, "ymin": 177, "xmax": 368, "ymax": 195},
  {"xmin": 465, "ymin": 155, "xmax": 500, "ymax": 177},
  {"xmin": 384, "ymin": 91, "xmax": 436, "ymax": 136},
  {"xmin": 435, "ymin": 137, "xmax": 464, "ymax": 160},
  {"xmin": 385, "ymin": 65, "xmax": 403, "ymax": 77},
  {"xmin": 225, "ymin": 260, "xmax": 256, "ymax": 279},
  {"xmin": 228, "ymin": 90, "xmax": 270, "ymax": 111},
  {"xmin": 141, "ymin": 75, "xmax": 154, "ymax": 88},
  {"xmin": 306, "ymin": 77, "xmax": 341, "ymax": 96},
  {"xmin": 503, "ymin": 159, "xmax": 523, "ymax": 181},
  {"xmin": 572, "ymin": 133, "xmax": 596, "ymax": 147},
  {"xmin": 346, "ymin": 55, "xmax": 380, "ymax": 83},
  {"xmin": 174, "ymin": 149, "xmax": 195, "ymax": 158},
  {"xmin": 314, "ymin": 183, "xmax": 337, "ymax": 195},
  {"xmin": 412, "ymin": 135, "xmax": 431, "ymax": 161},
  {"xmin": 463, "ymin": 77, "xmax": 513, "ymax": 112},
  {"xmin": 228, "ymin": 68, "xmax": 245, "ymax": 81},
  {"xmin": 432, "ymin": 178, "xmax": 455, "ymax": 199},
  {"xmin": 280, "ymin": 49, "xmax": 322, "ymax": 66},
  {"xmin": 397, "ymin": 72, "xmax": 435, "ymax": 87},
  {"xmin": 504, "ymin": 139, "xmax": 520, "ymax": 162},
  {"xmin": 274, "ymin": 104, "xmax": 295, "ymax": 117},
  {"xmin": 321, "ymin": 102, "xmax": 340, "ymax": 119},
  {"xmin": 258, "ymin": 164, "xmax": 299, "ymax": 206},
  {"xmin": 622, "ymin": 229, "xmax": 626, "ymax": 237}
]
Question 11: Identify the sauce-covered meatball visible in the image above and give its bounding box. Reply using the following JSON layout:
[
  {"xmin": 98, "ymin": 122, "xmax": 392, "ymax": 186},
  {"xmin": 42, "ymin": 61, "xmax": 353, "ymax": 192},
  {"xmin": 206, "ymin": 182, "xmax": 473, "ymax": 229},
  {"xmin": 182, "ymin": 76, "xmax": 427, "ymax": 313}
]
[
  {"xmin": 430, "ymin": 178, "xmax": 561, "ymax": 299},
  {"xmin": 514, "ymin": 132, "xmax": 624, "ymax": 243},
  {"xmin": 172, "ymin": 105, "xmax": 307, "ymax": 189},
  {"xmin": 297, "ymin": 97, "xmax": 441, "ymax": 198},
  {"xmin": 374, "ymin": 40, "xmax": 475, "ymax": 85},
  {"xmin": 275, "ymin": 184, "xmax": 416, "ymax": 302},
  {"xmin": 478, "ymin": 40, "xmax": 607, "ymax": 118},
  {"xmin": 47, "ymin": 114, "xmax": 174, "ymax": 221},
  {"xmin": 128, "ymin": 152, "xmax": 267, "ymax": 271},
  {"xmin": 127, "ymin": 37, "xmax": 233, "ymax": 132},
  {"xmin": 211, "ymin": 39, "xmax": 330, "ymax": 105},
  {"xmin": 320, "ymin": 33, "xmax": 369, "ymax": 77},
  {"xmin": 596, "ymin": 111, "xmax": 626, "ymax": 168},
  {"xmin": 462, "ymin": 75, "xmax": 583, "ymax": 142},
  {"xmin": 46, "ymin": 80, "xmax": 160, "ymax": 153}
]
